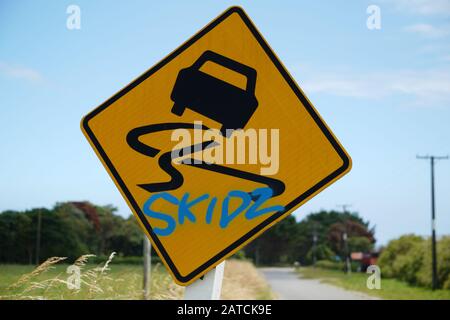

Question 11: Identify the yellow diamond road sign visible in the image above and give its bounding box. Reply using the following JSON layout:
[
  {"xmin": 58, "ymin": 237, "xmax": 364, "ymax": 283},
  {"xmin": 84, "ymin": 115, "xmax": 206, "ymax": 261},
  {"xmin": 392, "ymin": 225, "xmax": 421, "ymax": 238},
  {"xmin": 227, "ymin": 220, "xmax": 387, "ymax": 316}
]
[{"xmin": 81, "ymin": 7, "xmax": 351, "ymax": 285}]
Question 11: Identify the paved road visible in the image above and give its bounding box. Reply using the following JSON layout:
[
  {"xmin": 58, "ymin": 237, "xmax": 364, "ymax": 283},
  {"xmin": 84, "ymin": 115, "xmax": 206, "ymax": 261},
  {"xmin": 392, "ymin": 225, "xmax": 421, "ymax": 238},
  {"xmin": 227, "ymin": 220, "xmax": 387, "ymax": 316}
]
[{"xmin": 260, "ymin": 267, "xmax": 378, "ymax": 300}]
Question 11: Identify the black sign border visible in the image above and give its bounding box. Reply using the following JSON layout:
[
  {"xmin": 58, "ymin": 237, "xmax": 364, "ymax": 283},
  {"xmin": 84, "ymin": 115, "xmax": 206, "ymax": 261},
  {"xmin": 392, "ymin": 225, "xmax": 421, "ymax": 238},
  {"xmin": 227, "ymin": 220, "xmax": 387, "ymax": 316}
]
[{"xmin": 81, "ymin": 6, "xmax": 351, "ymax": 284}]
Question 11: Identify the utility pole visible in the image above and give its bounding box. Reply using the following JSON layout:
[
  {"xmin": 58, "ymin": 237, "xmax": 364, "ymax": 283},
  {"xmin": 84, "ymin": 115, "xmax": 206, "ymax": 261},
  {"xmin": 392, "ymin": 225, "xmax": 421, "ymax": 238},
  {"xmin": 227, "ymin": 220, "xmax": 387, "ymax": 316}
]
[
  {"xmin": 337, "ymin": 204, "xmax": 352, "ymax": 274},
  {"xmin": 417, "ymin": 154, "xmax": 448, "ymax": 290},
  {"xmin": 337, "ymin": 204, "xmax": 352, "ymax": 215},
  {"xmin": 143, "ymin": 235, "xmax": 151, "ymax": 299},
  {"xmin": 35, "ymin": 209, "xmax": 42, "ymax": 266}
]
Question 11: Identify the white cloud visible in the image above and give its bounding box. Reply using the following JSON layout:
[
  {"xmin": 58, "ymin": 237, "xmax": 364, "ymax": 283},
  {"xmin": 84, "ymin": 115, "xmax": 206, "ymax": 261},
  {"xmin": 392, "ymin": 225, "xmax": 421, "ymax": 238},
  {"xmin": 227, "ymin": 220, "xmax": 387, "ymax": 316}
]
[
  {"xmin": 298, "ymin": 68, "xmax": 450, "ymax": 106},
  {"xmin": 404, "ymin": 23, "xmax": 450, "ymax": 38},
  {"xmin": 0, "ymin": 62, "xmax": 43, "ymax": 83},
  {"xmin": 387, "ymin": 0, "xmax": 450, "ymax": 15}
]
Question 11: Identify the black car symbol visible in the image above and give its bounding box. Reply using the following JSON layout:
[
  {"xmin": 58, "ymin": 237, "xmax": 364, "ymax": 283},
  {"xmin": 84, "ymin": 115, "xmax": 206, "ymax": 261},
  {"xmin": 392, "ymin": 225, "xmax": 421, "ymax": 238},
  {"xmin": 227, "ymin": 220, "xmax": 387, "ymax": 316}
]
[{"xmin": 170, "ymin": 50, "xmax": 258, "ymax": 137}]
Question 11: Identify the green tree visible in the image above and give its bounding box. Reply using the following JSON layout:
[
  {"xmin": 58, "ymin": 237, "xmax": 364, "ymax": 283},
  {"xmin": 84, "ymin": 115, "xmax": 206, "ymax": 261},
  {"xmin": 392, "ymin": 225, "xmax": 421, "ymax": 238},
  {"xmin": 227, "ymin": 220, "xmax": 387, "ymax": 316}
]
[
  {"xmin": 108, "ymin": 216, "xmax": 143, "ymax": 257},
  {"xmin": 244, "ymin": 210, "xmax": 375, "ymax": 266},
  {"xmin": 244, "ymin": 215, "xmax": 299, "ymax": 265},
  {"xmin": 295, "ymin": 210, "xmax": 375, "ymax": 264},
  {"xmin": 306, "ymin": 243, "xmax": 334, "ymax": 263},
  {"xmin": 0, "ymin": 210, "xmax": 35, "ymax": 263},
  {"xmin": 348, "ymin": 236, "xmax": 373, "ymax": 253},
  {"xmin": 0, "ymin": 202, "xmax": 144, "ymax": 263}
]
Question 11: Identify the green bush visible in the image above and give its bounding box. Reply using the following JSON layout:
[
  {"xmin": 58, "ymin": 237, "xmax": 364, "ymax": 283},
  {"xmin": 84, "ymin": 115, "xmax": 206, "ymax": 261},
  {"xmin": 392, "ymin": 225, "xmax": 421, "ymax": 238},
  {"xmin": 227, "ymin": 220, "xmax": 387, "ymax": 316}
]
[
  {"xmin": 315, "ymin": 260, "xmax": 344, "ymax": 270},
  {"xmin": 437, "ymin": 236, "xmax": 450, "ymax": 289},
  {"xmin": 378, "ymin": 234, "xmax": 450, "ymax": 289},
  {"xmin": 417, "ymin": 236, "xmax": 450, "ymax": 289},
  {"xmin": 378, "ymin": 234, "xmax": 425, "ymax": 280},
  {"xmin": 392, "ymin": 242, "xmax": 425, "ymax": 284},
  {"xmin": 88, "ymin": 255, "xmax": 161, "ymax": 265}
]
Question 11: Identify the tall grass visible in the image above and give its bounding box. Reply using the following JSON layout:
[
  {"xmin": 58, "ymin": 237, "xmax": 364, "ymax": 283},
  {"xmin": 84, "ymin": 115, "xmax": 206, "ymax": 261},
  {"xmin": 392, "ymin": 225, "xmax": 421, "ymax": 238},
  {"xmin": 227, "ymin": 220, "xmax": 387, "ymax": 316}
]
[
  {"xmin": 0, "ymin": 257, "xmax": 271, "ymax": 300},
  {"xmin": 0, "ymin": 253, "xmax": 183, "ymax": 300},
  {"xmin": 221, "ymin": 260, "xmax": 274, "ymax": 300}
]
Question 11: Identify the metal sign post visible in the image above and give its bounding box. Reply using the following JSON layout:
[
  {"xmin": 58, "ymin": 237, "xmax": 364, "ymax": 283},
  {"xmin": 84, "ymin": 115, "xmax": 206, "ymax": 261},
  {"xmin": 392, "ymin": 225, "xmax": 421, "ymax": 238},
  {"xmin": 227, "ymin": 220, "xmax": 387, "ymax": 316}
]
[
  {"xmin": 143, "ymin": 235, "xmax": 151, "ymax": 299},
  {"xmin": 184, "ymin": 261, "xmax": 225, "ymax": 300}
]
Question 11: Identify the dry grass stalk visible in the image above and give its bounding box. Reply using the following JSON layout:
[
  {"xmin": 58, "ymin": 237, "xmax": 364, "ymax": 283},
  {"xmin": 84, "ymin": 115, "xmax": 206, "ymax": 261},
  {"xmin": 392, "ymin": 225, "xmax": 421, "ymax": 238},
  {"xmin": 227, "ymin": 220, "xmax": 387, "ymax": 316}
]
[
  {"xmin": 100, "ymin": 252, "xmax": 116, "ymax": 274},
  {"xmin": 85, "ymin": 252, "xmax": 116, "ymax": 298},
  {"xmin": 1, "ymin": 255, "xmax": 271, "ymax": 300},
  {"xmin": 147, "ymin": 263, "xmax": 183, "ymax": 300},
  {"xmin": 74, "ymin": 254, "xmax": 96, "ymax": 267},
  {"xmin": 221, "ymin": 260, "xmax": 273, "ymax": 300},
  {"xmin": 7, "ymin": 257, "xmax": 67, "ymax": 290}
]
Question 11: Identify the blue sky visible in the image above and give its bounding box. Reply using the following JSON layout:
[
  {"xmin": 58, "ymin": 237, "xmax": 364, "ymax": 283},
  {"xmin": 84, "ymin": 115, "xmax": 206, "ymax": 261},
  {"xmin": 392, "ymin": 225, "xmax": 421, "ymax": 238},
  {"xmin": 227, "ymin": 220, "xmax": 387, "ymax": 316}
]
[{"xmin": 1, "ymin": 0, "xmax": 449, "ymax": 245}]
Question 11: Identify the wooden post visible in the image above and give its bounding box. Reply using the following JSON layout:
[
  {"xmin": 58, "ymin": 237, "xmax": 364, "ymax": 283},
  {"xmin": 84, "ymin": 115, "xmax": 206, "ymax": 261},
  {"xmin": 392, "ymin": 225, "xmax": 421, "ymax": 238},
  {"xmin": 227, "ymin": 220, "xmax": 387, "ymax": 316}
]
[
  {"xmin": 184, "ymin": 261, "xmax": 225, "ymax": 300},
  {"xmin": 35, "ymin": 209, "xmax": 42, "ymax": 265},
  {"xmin": 143, "ymin": 235, "xmax": 151, "ymax": 299}
]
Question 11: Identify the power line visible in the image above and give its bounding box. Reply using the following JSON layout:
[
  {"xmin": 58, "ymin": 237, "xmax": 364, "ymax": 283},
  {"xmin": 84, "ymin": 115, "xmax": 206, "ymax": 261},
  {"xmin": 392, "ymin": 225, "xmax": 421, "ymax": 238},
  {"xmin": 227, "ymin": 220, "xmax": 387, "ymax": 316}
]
[{"xmin": 417, "ymin": 154, "xmax": 448, "ymax": 290}]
